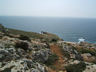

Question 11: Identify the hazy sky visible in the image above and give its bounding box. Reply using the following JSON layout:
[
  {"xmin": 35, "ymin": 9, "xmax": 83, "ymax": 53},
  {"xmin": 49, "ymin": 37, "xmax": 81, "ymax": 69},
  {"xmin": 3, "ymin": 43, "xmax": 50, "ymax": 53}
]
[{"xmin": 0, "ymin": 0, "xmax": 96, "ymax": 18}]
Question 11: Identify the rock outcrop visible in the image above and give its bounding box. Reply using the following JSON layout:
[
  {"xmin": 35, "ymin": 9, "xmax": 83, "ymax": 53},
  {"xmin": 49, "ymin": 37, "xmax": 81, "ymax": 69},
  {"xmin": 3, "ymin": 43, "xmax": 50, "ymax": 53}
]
[
  {"xmin": 0, "ymin": 24, "xmax": 96, "ymax": 72},
  {"xmin": 0, "ymin": 31, "xmax": 50, "ymax": 72}
]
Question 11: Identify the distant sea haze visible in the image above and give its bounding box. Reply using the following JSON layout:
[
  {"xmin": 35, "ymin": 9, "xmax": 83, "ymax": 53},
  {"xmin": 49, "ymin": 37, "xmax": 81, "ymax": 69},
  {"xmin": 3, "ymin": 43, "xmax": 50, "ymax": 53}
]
[{"xmin": 0, "ymin": 16, "xmax": 96, "ymax": 43}]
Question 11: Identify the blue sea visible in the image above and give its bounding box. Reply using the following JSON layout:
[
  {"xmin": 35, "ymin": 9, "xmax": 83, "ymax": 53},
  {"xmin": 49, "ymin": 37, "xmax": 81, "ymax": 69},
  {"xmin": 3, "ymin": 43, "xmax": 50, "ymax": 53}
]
[{"xmin": 0, "ymin": 16, "xmax": 96, "ymax": 43}]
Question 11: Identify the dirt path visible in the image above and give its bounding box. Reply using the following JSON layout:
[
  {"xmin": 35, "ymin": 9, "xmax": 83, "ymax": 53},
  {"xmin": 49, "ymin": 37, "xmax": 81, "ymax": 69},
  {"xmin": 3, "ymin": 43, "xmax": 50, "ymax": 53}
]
[{"xmin": 48, "ymin": 44, "xmax": 66, "ymax": 72}]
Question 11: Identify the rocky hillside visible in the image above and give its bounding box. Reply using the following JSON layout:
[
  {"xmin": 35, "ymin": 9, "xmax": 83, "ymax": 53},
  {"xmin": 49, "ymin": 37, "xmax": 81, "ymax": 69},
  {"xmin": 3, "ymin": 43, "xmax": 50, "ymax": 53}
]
[{"xmin": 0, "ymin": 24, "xmax": 96, "ymax": 72}]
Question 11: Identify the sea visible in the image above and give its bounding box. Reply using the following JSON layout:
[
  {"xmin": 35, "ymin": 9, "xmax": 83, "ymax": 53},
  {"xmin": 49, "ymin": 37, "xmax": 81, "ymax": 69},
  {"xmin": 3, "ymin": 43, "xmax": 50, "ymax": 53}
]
[{"xmin": 0, "ymin": 16, "xmax": 96, "ymax": 43}]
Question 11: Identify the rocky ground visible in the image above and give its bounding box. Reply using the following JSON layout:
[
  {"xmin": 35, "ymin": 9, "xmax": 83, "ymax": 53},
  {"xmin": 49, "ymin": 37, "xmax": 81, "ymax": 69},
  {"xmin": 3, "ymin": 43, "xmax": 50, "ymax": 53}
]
[{"xmin": 0, "ymin": 24, "xmax": 96, "ymax": 72}]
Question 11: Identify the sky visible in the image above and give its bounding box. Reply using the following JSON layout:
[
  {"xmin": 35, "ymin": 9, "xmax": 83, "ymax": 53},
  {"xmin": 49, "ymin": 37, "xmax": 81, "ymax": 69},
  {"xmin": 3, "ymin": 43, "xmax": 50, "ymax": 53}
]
[{"xmin": 0, "ymin": 0, "xmax": 96, "ymax": 18}]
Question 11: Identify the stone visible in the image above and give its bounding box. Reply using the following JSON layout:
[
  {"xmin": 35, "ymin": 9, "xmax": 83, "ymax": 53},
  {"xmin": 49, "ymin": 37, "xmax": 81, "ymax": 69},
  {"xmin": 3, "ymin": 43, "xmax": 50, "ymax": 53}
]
[
  {"xmin": 81, "ymin": 53, "xmax": 96, "ymax": 62},
  {"xmin": 0, "ymin": 50, "xmax": 12, "ymax": 62},
  {"xmin": 32, "ymin": 49, "xmax": 50, "ymax": 63}
]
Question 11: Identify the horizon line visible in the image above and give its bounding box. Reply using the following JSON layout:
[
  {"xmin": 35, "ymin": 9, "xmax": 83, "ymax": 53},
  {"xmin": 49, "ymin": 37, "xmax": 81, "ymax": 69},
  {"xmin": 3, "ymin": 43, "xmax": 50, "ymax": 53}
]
[{"xmin": 0, "ymin": 15, "xmax": 96, "ymax": 19}]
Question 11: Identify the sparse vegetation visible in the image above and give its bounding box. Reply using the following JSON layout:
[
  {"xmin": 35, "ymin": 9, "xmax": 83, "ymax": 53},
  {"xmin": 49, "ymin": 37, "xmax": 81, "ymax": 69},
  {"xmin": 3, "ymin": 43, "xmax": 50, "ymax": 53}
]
[
  {"xmin": 8, "ymin": 28, "xmax": 60, "ymax": 43},
  {"xmin": 65, "ymin": 62, "xmax": 86, "ymax": 72},
  {"xmin": 75, "ymin": 47, "xmax": 96, "ymax": 56},
  {"xmin": 62, "ymin": 51, "xmax": 70, "ymax": 59},
  {"xmin": 59, "ymin": 45, "xmax": 70, "ymax": 59},
  {"xmin": 45, "ymin": 53, "xmax": 59, "ymax": 66},
  {"xmin": 71, "ymin": 45, "xmax": 96, "ymax": 56},
  {"xmin": 8, "ymin": 28, "xmax": 44, "ymax": 39},
  {"xmin": 19, "ymin": 35, "xmax": 31, "ymax": 41}
]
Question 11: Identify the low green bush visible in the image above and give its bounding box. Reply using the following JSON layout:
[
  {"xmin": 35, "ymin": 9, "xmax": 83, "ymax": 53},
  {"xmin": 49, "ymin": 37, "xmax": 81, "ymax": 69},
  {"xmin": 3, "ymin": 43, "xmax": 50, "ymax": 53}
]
[
  {"xmin": 45, "ymin": 53, "xmax": 58, "ymax": 66},
  {"xmin": 19, "ymin": 35, "xmax": 31, "ymax": 41},
  {"xmin": 15, "ymin": 42, "xmax": 29, "ymax": 50},
  {"xmin": 65, "ymin": 62, "xmax": 86, "ymax": 72},
  {"xmin": 62, "ymin": 51, "xmax": 70, "ymax": 59},
  {"xmin": 51, "ymin": 38, "xmax": 58, "ymax": 42},
  {"xmin": 78, "ymin": 48, "xmax": 96, "ymax": 56},
  {"xmin": 72, "ymin": 46, "xmax": 96, "ymax": 56}
]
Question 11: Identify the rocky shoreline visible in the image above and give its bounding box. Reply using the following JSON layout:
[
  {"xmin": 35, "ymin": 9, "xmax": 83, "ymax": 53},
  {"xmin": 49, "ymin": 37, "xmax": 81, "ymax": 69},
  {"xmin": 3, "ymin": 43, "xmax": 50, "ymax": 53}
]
[{"xmin": 0, "ymin": 24, "xmax": 96, "ymax": 72}]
